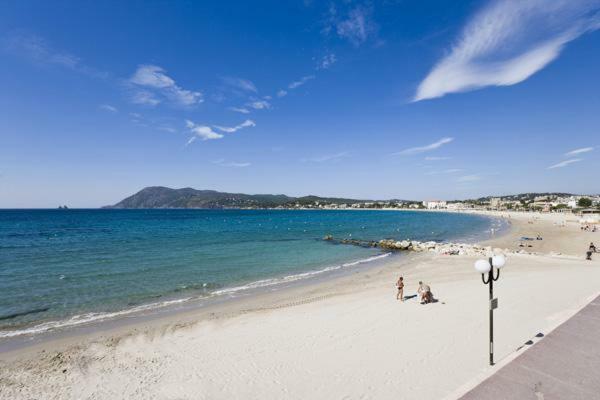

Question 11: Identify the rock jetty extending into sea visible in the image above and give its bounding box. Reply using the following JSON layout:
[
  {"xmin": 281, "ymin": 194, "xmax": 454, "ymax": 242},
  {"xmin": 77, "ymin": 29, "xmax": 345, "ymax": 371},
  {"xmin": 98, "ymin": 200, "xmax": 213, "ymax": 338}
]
[{"xmin": 323, "ymin": 236, "xmax": 518, "ymax": 257}]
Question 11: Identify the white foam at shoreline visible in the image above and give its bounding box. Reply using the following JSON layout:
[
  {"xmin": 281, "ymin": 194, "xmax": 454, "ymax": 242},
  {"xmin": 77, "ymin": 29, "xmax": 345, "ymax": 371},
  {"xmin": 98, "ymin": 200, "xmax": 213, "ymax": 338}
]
[
  {"xmin": 0, "ymin": 297, "xmax": 194, "ymax": 339},
  {"xmin": 0, "ymin": 253, "xmax": 391, "ymax": 339},
  {"xmin": 211, "ymin": 253, "xmax": 391, "ymax": 296}
]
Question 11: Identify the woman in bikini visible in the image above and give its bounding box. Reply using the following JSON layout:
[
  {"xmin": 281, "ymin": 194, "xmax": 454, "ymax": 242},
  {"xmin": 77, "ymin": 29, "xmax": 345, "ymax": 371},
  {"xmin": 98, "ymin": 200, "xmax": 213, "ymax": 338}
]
[{"xmin": 396, "ymin": 276, "xmax": 404, "ymax": 301}]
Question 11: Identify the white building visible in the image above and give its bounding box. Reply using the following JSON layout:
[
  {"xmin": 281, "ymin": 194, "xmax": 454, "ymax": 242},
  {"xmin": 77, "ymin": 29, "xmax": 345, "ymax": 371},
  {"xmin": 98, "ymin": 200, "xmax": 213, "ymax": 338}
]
[
  {"xmin": 422, "ymin": 200, "xmax": 447, "ymax": 209},
  {"xmin": 489, "ymin": 198, "xmax": 501, "ymax": 209}
]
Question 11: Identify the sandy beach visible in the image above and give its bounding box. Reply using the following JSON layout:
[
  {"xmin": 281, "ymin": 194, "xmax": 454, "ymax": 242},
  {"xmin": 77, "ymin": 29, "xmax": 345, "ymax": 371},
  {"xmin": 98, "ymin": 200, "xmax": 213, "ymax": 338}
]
[{"xmin": 1, "ymin": 211, "xmax": 599, "ymax": 400}]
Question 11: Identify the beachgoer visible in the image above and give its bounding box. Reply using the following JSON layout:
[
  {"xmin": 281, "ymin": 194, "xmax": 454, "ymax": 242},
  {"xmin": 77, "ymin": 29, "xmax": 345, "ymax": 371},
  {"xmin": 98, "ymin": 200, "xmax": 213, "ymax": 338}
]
[
  {"xmin": 417, "ymin": 281, "xmax": 433, "ymax": 304},
  {"xmin": 396, "ymin": 276, "xmax": 404, "ymax": 301},
  {"xmin": 586, "ymin": 243, "xmax": 595, "ymax": 260}
]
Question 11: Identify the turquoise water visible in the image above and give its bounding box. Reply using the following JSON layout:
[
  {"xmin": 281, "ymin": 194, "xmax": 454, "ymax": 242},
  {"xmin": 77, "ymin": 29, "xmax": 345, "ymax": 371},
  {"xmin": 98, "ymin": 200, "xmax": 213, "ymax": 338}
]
[{"xmin": 0, "ymin": 209, "xmax": 501, "ymax": 337}]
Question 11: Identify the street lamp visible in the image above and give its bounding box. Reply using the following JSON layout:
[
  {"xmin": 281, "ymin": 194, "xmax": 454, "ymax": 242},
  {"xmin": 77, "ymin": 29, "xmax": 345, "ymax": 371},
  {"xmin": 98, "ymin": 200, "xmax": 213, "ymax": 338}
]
[{"xmin": 474, "ymin": 254, "xmax": 506, "ymax": 366}]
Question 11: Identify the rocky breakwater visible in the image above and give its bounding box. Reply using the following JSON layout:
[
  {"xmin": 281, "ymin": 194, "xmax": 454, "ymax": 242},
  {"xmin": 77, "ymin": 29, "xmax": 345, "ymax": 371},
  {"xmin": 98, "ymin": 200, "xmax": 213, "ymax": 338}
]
[{"xmin": 324, "ymin": 236, "xmax": 513, "ymax": 257}]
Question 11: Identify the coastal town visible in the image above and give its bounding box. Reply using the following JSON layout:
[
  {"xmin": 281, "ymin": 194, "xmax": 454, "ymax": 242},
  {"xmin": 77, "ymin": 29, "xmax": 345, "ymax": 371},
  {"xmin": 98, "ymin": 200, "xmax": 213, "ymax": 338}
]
[{"xmin": 274, "ymin": 193, "xmax": 600, "ymax": 214}]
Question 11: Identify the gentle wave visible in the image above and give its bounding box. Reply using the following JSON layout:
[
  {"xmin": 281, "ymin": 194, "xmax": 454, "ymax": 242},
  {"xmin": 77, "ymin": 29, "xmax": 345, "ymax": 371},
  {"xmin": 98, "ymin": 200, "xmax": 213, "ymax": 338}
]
[
  {"xmin": 212, "ymin": 252, "xmax": 391, "ymax": 296},
  {"xmin": 0, "ymin": 297, "xmax": 193, "ymax": 339},
  {"xmin": 0, "ymin": 252, "xmax": 391, "ymax": 339}
]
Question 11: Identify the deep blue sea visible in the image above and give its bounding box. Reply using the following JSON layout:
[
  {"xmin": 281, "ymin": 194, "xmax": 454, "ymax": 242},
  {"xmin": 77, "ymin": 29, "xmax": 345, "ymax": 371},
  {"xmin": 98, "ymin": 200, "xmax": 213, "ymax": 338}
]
[{"xmin": 0, "ymin": 209, "xmax": 502, "ymax": 338}]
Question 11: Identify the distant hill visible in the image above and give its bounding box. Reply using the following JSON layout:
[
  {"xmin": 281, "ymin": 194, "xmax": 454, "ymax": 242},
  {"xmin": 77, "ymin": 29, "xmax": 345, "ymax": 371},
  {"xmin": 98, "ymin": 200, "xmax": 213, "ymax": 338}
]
[
  {"xmin": 105, "ymin": 187, "xmax": 371, "ymax": 209},
  {"xmin": 105, "ymin": 188, "xmax": 590, "ymax": 209}
]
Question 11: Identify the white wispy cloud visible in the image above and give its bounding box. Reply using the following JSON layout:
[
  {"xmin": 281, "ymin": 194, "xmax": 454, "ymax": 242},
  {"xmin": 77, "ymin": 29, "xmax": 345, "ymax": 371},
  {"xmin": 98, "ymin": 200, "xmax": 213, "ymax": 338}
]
[
  {"xmin": 221, "ymin": 76, "xmax": 258, "ymax": 93},
  {"xmin": 317, "ymin": 53, "xmax": 337, "ymax": 70},
  {"xmin": 424, "ymin": 156, "xmax": 451, "ymax": 161},
  {"xmin": 288, "ymin": 75, "xmax": 315, "ymax": 89},
  {"xmin": 425, "ymin": 168, "xmax": 464, "ymax": 175},
  {"xmin": 99, "ymin": 104, "xmax": 118, "ymax": 113},
  {"xmin": 185, "ymin": 120, "xmax": 223, "ymax": 141},
  {"xmin": 326, "ymin": 5, "xmax": 378, "ymax": 47},
  {"xmin": 246, "ymin": 100, "xmax": 271, "ymax": 110},
  {"xmin": 214, "ymin": 119, "xmax": 256, "ymax": 133},
  {"xmin": 394, "ymin": 137, "xmax": 454, "ymax": 155},
  {"xmin": 277, "ymin": 89, "xmax": 288, "ymax": 97},
  {"xmin": 131, "ymin": 90, "xmax": 160, "ymax": 106},
  {"xmin": 129, "ymin": 65, "xmax": 203, "ymax": 107},
  {"xmin": 414, "ymin": 0, "xmax": 600, "ymax": 102},
  {"xmin": 565, "ymin": 147, "xmax": 594, "ymax": 156},
  {"xmin": 229, "ymin": 106, "xmax": 250, "ymax": 114},
  {"xmin": 457, "ymin": 174, "xmax": 482, "ymax": 182},
  {"xmin": 158, "ymin": 126, "xmax": 176, "ymax": 133},
  {"xmin": 547, "ymin": 158, "xmax": 582, "ymax": 169},
  {"xmin": 3, "ymin": 34, "xmax": 108, "ymax": 79},
  {"xmin": 303, "ymin": 151, "xmax": 350, "ymax": 163},
  {"xmin": 213, "ymin": 159, "xmax": 251, "ymax": 168}
]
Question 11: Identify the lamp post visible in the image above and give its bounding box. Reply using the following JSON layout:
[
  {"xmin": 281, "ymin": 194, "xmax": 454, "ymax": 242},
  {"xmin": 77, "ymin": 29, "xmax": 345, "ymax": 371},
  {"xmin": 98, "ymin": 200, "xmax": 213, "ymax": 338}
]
[{"xmin": 474, "ymin": 254, "xmax": 506, "ymax": 366}]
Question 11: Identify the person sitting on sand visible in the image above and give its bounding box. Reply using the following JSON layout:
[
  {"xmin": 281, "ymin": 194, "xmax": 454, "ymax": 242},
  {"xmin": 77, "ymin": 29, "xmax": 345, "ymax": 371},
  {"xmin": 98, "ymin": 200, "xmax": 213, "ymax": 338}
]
[
  {"xmin": 417, "ymin": 281, "xmax": 433, "ymax": 304},
  {"xmin": 396, "ymin": 276, "xmax": 404, "ymax": 301},
  {"xmin": 591, "ymin": 242, "xmax": 597, "ymax": 252}
]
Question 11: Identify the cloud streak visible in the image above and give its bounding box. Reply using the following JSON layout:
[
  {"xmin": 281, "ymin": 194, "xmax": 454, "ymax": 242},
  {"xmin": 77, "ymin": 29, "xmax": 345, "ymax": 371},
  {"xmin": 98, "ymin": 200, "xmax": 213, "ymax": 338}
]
[
  {"xmin": 214, "ymin": 119, "xmax": 256, "ymax": 133},
  {"xmin": 414, "ymin": 0, "xmax": 600, "ymax": 101},
  {"xmin": 185, "ymin": 120, "xmax": 223, "ymax": 141},
  {"xmin": 326, "ymin": 5, "xmax": 378, "ymax": 47},
  {"xmin": 394, "ymin": 137, "xmax": 454, "ymax": 155},
  {"xmin": 565, "ymin": 147, "xmax": 594, "ymax": 156},
  {"xmin": 229, "ymin": 107, "xmax": 250, "ymax": 114},
  {"xmin": 99, "ymin": 104, "xmax": 118, "ymax": 113},
  {"xmin": 288, "ymin": 75, "xmax": 315, "ymax": 89},
  {"xmin": 425, "ymin": 168, "xmax": 463, "ymax": 175},
  {"xmin": 221, "ymin": 77, "xmax": 257, "ymax": 93},
  {"xmin": 129, "ymin": 65, "xmax": 203, "ymax": 107},
  {"xmin": 3, "ymin": 34, "xmax": 108, "ymax": 79},
  {"xmin": 317, "ymin": 53, "xmax": 337, "ymax": 70},
  {"xmin": 303, "ymin": 151, "xmax": 350, "ymax": 163},
  {"xmin": 424, "ymin": 156, "xmax": 451, "ymax": 161},
  {"xmin": 547, "ymin": 158, "xmax": 582, "ymax": 169},
  {"xmin": 246, "ymin": 100, "xmax": 271, "ymax": 110},
  {"xmin": 457, "ymin": 174, "xmax": 482, "ymax": 182},
  {"xmin": 213, "ymin": 159, "xmax": 251, "ymax": 168}
]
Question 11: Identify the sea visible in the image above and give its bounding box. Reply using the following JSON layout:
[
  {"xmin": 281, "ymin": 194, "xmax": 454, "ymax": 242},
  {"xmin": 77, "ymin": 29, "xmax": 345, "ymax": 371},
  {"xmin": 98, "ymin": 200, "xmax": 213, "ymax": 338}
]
[{"xmin": 0, "ymin": 209, "xmax": 505, "ymax": 339}]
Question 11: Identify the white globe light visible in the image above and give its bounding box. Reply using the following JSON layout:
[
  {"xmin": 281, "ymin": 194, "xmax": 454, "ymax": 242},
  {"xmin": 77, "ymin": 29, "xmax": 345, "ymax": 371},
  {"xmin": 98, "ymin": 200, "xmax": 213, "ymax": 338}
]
[
  {"xmin": 474, "ymin": 259, "xmax": 491, "ymax": 274},
  {"xmin": 492, "ymin": 255, "xmax": 506, "ymax": 269}
]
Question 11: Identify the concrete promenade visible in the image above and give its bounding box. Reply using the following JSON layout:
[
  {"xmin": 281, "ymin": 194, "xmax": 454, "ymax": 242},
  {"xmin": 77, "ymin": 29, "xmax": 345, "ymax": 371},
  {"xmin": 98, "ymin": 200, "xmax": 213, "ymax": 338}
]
[{"xmin": 460, "ymin": 295, "xmax": 600, "ymax": 400}]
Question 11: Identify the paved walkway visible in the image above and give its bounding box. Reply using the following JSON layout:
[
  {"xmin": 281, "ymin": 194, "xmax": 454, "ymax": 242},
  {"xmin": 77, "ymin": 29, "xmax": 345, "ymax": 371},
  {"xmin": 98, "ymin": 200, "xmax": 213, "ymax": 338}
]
[{"xmin": 460, "ymin": 295, "xmax": 600, "ymax": 400}]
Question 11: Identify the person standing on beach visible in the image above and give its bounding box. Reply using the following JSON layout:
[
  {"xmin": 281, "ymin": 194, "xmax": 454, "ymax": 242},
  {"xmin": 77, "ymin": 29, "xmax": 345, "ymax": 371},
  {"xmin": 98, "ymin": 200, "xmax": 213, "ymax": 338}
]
[
  {"xmin": 587, "ymin": 242, "xmax": 596, "ymax": 260},
  {"xmin": 396, "ymin": 276, "xmax": 404, "ymax": 301}
]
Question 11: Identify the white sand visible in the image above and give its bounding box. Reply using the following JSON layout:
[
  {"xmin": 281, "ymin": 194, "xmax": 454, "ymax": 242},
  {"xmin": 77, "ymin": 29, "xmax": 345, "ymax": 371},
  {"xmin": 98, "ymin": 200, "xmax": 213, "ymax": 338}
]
[{"xmin": 1, "ymin": 211, "xmax": 599, "ymax": 400}]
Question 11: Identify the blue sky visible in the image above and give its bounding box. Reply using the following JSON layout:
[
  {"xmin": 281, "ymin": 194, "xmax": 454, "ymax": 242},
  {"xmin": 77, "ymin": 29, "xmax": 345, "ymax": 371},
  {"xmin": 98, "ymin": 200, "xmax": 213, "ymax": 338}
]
[{"xmin": 1, "ymin": 0, "xmax": 599, "ymax": 207}]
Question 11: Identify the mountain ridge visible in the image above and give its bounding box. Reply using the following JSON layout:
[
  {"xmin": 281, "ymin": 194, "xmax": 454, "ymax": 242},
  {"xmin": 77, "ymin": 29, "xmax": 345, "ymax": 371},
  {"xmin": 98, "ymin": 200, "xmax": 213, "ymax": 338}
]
[{"xmin": 104, "ymin": 186, "xmax": 374, "ymax": 209}]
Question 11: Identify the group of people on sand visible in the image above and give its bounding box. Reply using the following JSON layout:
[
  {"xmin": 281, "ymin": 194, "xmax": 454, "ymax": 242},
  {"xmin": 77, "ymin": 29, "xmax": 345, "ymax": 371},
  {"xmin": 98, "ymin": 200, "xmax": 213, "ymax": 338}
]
[
  {"xmin": 581, "ymin": 225, "xmax": 598, "ymax": 232},
  {"xmin": 395, "ymin": 276, "xmax": 434, "ymax": 304}
]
